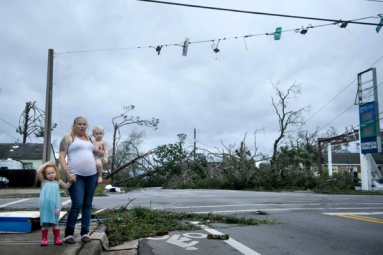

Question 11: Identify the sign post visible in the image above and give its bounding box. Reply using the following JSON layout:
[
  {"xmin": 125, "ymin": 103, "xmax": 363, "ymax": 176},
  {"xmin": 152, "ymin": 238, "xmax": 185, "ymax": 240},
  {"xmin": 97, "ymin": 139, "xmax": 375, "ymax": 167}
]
[
  {"xmin": 357, "ymin": 68, "xmax": 380, "ymax": 191},
  {"xmin": 359, "ymin": 102, "xmax": 381, "ymax": 153}
]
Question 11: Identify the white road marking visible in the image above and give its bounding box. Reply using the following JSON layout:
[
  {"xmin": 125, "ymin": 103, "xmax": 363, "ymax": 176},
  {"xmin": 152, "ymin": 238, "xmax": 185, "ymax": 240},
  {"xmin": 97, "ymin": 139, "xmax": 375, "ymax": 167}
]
[
  {"xmin": 191, "ymin": 221, "xmax": 261, "ymax": 255},
  {"xmin": 62, "ymin": 199, "xmax": 71, "ymax": 206},
  {"xmin": 0, "ymin": 199, "xmax": 30, "ymax": 208},
  {"xmin": 155, "ymin": 202, "xmax": 383, "ymax": 210},
  {"xmin": 166, "ymin": 234, "xmax": 199, "ymax": 249},
  {"xmin": 147, "ymin": 235, "xmax": 169, "ymax": 240},
  {"xmin": 193, "ymin": 207, "xmax": 383, "ymax": 214},
  {"xmin": 93, "ymin": 207, "xmax": 109, "ymax": 214}
]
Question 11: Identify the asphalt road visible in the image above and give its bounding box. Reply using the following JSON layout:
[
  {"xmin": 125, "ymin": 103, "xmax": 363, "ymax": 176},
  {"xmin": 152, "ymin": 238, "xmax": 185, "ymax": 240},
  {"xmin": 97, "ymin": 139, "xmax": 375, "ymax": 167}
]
[{"xmin": 1, "ymin": 188, "xmax": 383, "ymax": 255}]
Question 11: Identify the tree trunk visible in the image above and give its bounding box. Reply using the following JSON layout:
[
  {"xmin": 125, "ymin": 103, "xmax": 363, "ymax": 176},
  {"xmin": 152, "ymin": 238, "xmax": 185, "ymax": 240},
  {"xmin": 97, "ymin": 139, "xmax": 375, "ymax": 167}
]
[
  {"xmin": 111, "ymin": 123, "xmax": 118, "ymax": 182},
  {"xmin": 22, "ymin": 102, "xmax": 31, "ymax": 143}
]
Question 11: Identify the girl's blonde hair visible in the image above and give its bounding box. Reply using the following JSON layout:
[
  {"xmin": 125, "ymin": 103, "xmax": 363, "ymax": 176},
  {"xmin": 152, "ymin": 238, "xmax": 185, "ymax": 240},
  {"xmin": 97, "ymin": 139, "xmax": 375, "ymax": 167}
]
[
  {"xmin": 41, "ymin": 164, "xmax": 60, "ymax": 182},
  {"xmin": 70, "ymin": 116, "xmax": 90, "ymax": 140}
]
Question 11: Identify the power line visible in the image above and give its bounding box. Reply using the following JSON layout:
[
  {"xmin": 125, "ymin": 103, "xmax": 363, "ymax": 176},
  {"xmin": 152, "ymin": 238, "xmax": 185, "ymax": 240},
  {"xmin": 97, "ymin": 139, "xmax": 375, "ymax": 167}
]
[
  {"xmin": 296, "ymin": 55, "xmax": 383, "ymax": 132},
  {"xmin": 352, "ymin": 110, "xmax": 383, "ymax": 130},
  {"xmin": 0, "ymin": 117, "xmax": 17, "ymax": 129},
  {"xmin": 318, "ymin": 104, "xmax": 355, "ymax": 133},
  {"xmin": 0, "ymin": 128, "xmax": 19, "ymax": 141},
  {"xmin": 317, "ymin": 81, "xmax": 383, "ymax": 133},
  {"xmin": 136, "ymin": 0, "xmax": 382, "ymax": 26},
  {"xmin": 0, "ymin": 115, "xmax": 44, "ymax": 143},
  {"xmin": 301, "ymin": 79, "xmax": 357, "ymax": 129},
  {"xmin": 56, "ymin": 13, "xmax": 381, "ymax": 56}
]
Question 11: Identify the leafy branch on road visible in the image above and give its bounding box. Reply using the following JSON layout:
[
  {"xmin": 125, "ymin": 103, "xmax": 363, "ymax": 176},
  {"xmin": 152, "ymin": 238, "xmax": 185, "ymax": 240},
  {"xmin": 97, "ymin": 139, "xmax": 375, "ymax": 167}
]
[{"xmin": 95, "ymin": 205, "xmax": 275, "ymax": 246}]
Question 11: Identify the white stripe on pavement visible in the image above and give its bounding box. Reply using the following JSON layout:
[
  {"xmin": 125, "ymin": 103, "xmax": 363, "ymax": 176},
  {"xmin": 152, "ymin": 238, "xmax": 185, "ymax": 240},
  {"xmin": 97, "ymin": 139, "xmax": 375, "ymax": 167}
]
[
  {"xmin": 155, "ymin": 202, "xmax": 383, "ymax": 210},
  {"xmin": 62, "ymin": 199, "xmax": 71, "ymax": 206},
  {"xmin": 0, "ymin": 199, "xmax": 30, "ymax": 208},
  {"xmin": 191, "ymin": 221, "xmax": 261, "ymax": 255},
  {"xmin": 193, "ymin": 207, "xmax": 383, "ymax": 214}
]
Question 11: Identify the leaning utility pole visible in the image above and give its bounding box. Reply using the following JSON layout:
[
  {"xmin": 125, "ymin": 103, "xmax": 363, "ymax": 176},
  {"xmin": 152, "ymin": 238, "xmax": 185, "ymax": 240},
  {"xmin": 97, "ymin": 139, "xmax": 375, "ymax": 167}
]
[{"xmin": 42, "ymin": 49, "xmax": 54, "ymax": 163}]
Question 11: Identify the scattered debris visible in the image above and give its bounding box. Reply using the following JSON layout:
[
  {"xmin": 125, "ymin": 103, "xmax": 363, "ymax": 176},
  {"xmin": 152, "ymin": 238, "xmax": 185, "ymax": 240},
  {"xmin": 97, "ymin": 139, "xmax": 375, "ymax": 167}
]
[
  {"xmin": 207, "ymin": 234, "xmax": 229, "ymax": 240},
  {"xmin": 104, "ymin": 185, "xmax": 121, "ymax": 192}
]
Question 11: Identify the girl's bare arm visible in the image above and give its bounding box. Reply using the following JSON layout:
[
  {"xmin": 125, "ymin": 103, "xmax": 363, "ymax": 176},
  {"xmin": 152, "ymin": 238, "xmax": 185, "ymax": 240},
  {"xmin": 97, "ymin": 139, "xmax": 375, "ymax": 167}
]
[
  {"xmin": 36, "ymin": 161, "xmax": 54, "ymax": 182},
  {"xmin": 59, "ymin": 180, "xmax": 73, "ymax": 189}
]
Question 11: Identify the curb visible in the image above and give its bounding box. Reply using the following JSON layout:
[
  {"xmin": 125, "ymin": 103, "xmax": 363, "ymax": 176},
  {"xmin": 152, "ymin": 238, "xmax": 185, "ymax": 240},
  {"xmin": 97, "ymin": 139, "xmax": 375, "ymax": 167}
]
[
  {"xmin": 78, "ymin": 241, "xmax": 102, "ymax": 255},
  {"xmin": 78, "ymin": 224, "xmax": 105, "ymax": 255},
  {"xmin": 60, "ymin": 222, "xmax": 103, "ymax": 255},
  {"xmin": 87, "ymin": 224, "xmax": 139, "ymax": 255}
]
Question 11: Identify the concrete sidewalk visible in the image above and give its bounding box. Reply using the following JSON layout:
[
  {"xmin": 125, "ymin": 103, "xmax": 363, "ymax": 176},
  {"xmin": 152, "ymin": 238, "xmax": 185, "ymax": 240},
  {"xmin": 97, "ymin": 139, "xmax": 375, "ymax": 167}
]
[
  {"xmin": 0, "ymin": 189, "xmax": 138, "ymax": 255},
  {"xmin": 0, "ymin": 222, "xmax": 103, "ymax": 255},
  {"xmin": 0, "ymin": 188, "xmax": 41, "ymax": 198}
]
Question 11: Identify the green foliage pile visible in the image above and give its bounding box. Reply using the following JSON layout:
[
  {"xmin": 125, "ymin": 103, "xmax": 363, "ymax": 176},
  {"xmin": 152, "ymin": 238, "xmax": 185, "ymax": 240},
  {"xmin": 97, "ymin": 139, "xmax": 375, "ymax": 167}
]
[
  {"xmin": 95, "ymin": 205, "xmax": 274, "ymax": 246},
  {"xmin": 130, "ymin": 155, "xmax": 360, "ymax": 194},
  {"xmin": 113, "ymin": 135, "xmax": 364, "ymax": 194}
]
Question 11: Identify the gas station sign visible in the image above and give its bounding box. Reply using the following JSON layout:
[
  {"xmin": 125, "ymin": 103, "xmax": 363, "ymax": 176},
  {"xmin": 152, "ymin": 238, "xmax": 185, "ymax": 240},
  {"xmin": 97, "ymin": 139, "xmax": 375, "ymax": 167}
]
[{"xmin": 359, "ymin": 101, "xmax": 381, "ymax": 153}]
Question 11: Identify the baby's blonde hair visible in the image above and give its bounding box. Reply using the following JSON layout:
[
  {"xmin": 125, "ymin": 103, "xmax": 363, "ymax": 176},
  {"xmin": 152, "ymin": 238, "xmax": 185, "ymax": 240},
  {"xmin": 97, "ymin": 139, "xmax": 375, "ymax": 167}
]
[
  {"xmin": 41, "ymin": 164, "xmax": 60, "ymax": 182},
  {"xmin": 92, "ymin": 125, "xmax": 104, "ymax": 134}
]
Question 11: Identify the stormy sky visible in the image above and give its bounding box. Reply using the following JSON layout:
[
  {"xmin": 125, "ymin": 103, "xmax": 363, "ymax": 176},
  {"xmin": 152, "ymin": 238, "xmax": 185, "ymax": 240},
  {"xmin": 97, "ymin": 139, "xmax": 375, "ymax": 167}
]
[{"xmin": 1, "ymin": 0, "xmax": 382, "ymax": 159}]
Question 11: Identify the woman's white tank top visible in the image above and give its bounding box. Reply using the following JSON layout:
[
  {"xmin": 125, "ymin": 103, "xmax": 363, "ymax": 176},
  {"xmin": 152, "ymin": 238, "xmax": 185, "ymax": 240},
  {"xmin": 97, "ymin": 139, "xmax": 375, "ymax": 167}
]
[{"xmin": 67, "ymin": 137, "xmax": 97, "ymax": 176}]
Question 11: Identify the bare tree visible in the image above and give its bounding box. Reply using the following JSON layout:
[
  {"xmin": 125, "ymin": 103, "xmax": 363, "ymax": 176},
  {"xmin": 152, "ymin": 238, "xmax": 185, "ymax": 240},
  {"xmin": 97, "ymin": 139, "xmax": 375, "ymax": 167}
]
[
  {"xmin": 16, "ymin": 101, "xmax": 57, "ymax": 143},
  {"xmin": 270, "ymin": 82, "xmax": 310, "ymax": 168},
  {"xmin": 110, "ymin": 105, "xmax": 159, "ymax": 179}
]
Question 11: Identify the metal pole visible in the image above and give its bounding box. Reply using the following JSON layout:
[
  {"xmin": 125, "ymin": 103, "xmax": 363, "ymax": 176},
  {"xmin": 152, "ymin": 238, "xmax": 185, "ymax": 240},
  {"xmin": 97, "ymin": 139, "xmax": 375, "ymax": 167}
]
[
  {"xmin": 194, "ymin": 128, "xmax": 196, "ymax": 161},
  {"xmin": 328, "ymin": 143, "xmax": 332, "ymax": 176},
  {"xmin": 42, "ymin": 49, "xmax": 54, "ymax": 163}
]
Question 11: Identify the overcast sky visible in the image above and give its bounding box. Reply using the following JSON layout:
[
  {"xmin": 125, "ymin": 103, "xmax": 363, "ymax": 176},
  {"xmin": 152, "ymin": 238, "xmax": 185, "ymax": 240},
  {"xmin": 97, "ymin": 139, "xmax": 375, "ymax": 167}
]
[{"xmin": 1, "ymin": 0, "xmax": 382, "ymax": 159}]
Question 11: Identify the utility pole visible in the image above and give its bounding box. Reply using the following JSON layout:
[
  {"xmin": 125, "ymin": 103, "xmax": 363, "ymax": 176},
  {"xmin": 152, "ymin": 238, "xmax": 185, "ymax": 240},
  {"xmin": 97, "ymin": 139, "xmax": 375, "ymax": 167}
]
[
  {"xmin": 42, "ymin": 49, "xmax": 54, "ymax": 163},
  {"xmin": 194, "ymin": 128, "xmax": 196, "ymax": 161}
]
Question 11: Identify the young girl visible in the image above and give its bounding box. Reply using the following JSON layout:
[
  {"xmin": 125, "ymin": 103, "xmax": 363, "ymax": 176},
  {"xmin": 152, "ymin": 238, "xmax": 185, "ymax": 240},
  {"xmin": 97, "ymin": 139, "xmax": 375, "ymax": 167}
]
[{"xmin": 37, "ymin": 161, "xmax": 73, "ymax": 246}]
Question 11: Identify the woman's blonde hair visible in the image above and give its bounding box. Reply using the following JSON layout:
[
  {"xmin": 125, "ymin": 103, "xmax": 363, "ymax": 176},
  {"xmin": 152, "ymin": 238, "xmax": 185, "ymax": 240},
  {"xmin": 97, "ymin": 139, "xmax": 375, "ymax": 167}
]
[
  {"xmin": 70, "ymin": 116, "xmax": 90, "ymax": 140},
  {"xmin": 41, "ymin": 164, "xmax": 60, "ymax": 182}
]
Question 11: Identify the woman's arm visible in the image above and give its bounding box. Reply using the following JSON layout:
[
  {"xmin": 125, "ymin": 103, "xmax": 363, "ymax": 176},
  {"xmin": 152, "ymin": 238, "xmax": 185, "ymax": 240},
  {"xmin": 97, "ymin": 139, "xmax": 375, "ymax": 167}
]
[{"xmin": 59, "ymin": 134, "xmax": 76, "ymax": 183}]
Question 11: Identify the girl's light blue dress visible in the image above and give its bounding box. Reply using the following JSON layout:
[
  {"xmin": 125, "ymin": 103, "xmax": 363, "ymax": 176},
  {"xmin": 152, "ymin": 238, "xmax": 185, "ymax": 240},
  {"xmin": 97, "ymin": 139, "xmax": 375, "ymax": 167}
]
[{"xmin": 39, "ymin": 180, "xmax": 61, "ymax": 226}]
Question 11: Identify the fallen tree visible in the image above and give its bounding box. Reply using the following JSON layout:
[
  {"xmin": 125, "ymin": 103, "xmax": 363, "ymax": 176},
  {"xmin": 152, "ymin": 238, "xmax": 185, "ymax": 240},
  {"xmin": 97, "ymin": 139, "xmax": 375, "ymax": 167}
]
[{"xmin": 105, "ymin": 149, "xmax": 156, "ymax": 179}]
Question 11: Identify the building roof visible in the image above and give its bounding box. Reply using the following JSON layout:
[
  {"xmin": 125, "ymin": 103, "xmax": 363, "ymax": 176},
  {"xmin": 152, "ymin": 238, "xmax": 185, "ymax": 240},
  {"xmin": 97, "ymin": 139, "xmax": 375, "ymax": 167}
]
[
  {"xmin": 322, "ymin": 153, "xmax": 383, "ymax": 165},
  {"xmin": 0, "ymin": 143, "xmax": 45, "ymax": 160}
]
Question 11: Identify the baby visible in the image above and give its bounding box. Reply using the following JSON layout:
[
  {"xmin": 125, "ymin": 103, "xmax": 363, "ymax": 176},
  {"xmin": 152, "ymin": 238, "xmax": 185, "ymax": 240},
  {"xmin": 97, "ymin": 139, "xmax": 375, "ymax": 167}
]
[{"xmin": 92, "ymin": 125, "xmax": 108, "ymax": 183}]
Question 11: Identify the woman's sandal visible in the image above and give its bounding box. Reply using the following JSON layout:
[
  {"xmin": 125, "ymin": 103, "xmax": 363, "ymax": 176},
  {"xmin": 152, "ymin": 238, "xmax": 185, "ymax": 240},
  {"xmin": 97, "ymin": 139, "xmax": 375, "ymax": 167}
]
[
  {"xmin": 81, "ymin": 234, "xmax": 92, "ymax": 243},
  {"xmin": 63, "ymin": 235, "xmax": 76, "ymax": 244}
]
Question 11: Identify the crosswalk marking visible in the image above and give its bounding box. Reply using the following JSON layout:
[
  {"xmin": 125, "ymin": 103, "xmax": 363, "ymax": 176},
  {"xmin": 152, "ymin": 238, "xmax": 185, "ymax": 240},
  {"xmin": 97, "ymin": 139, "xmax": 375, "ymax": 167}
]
[
  {"xmin": 0, "ymin": 199, "xmax": 30, "ymax": 208},
  {"xmin": 190, "ymin": 221, "xmax": 262, "ymax": 255}
]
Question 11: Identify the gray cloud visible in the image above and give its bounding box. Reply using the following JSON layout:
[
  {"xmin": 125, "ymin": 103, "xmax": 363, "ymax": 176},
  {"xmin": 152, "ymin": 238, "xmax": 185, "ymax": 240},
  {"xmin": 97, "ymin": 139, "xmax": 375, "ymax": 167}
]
[{"xmin": 1, "ymin": 0, "xmax": 382, "ymax": 157}]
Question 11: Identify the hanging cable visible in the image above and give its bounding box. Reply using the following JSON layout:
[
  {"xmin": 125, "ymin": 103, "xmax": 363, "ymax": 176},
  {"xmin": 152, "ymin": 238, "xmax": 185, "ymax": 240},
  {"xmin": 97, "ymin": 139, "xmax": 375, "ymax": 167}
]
[
  {"xmin": 296, "ymin": 55, "xmax": 383, "ymax": 132},
  {"xmin": 55, "ymin": 13, "xmax": 382, "ymax": 56},
  {"xmin": 136, "ymin": 0, "xmax": 382, "ymax": 26}
]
